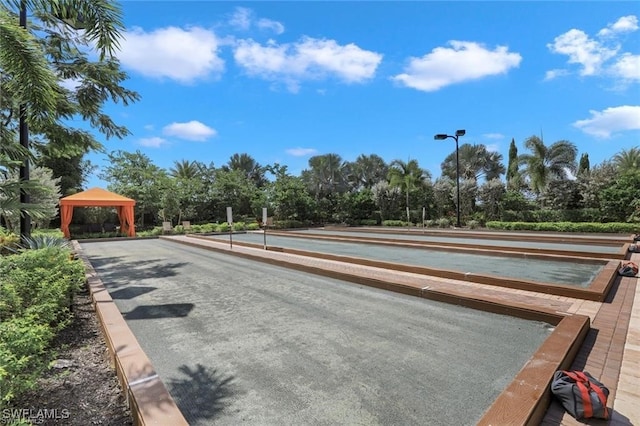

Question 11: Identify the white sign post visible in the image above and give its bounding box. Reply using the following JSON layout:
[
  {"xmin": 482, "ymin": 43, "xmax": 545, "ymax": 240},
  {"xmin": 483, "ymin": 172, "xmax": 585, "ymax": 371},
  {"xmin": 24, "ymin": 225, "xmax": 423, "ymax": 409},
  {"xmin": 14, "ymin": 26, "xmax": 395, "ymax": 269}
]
[
  {"xmin": 226, "ymin": 206, "xmax": 233, "ymax": 249},
  {"xmin": 262, "ymin": 207, "xmax": 268, "ymax": 250},
  {"xmin": 422, "ymin": 207, "xmax": 426, "ymax": 233}
]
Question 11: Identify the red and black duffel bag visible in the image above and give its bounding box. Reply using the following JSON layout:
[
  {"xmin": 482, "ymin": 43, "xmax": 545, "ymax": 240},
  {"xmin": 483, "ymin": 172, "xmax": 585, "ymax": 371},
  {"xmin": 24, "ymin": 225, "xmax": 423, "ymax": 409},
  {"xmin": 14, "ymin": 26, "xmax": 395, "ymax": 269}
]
[{"xmin": 551, "ymin": 370, "xmax": 610, "ymax": 420}]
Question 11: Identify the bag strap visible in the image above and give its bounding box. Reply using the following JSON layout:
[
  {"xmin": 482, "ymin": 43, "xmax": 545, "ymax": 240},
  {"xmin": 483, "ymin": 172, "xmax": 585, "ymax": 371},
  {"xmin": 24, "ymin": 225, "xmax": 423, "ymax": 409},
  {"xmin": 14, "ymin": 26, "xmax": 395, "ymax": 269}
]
[{"xmin": 562, "ymin": 371, "xmax": 609, "ymax": 419}]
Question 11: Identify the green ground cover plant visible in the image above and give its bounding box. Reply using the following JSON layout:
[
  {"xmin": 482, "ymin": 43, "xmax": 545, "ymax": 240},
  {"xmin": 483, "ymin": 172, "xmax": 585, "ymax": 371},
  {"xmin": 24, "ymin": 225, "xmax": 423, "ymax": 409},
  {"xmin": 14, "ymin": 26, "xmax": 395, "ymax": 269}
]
[{"xmin": 0, "ymin": 246, "xmax": 85, "ymax": 406}]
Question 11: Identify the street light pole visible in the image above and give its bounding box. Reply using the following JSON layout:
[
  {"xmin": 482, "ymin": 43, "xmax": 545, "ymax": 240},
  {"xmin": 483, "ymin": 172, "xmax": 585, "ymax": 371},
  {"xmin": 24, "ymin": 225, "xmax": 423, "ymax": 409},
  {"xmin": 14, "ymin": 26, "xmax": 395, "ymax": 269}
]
[
  {"xmin": 19, "ymin": 0, "xmax": 31, "ymax": 242},
  {"xmin": 434, "ymin": 129, "xmax": 466, "ymax": 228}
]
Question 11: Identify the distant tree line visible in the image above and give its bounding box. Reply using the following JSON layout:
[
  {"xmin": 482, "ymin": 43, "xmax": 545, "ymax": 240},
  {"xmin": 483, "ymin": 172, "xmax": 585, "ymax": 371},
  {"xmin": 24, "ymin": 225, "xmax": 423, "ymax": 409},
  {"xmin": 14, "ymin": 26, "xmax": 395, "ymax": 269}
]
[{"xmin": 85, "ymin": 140, "xmax": 640, "ymax": 229}]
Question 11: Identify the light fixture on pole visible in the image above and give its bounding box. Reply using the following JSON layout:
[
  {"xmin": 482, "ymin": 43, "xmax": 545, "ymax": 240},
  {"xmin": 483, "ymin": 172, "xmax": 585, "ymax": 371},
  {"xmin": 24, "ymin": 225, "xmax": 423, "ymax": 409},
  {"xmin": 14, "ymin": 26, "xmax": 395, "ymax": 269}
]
[{"xmin": 434, "ymin": 129, "xmax": 466, "ymax": 228}]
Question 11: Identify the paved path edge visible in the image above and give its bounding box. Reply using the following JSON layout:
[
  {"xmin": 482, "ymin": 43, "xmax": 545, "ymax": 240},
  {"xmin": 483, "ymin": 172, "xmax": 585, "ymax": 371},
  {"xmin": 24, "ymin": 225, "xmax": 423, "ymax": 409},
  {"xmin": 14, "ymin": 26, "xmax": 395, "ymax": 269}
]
[{"xmin": 72, "ymin": 240, "xmax": 189, "ymax": 426}]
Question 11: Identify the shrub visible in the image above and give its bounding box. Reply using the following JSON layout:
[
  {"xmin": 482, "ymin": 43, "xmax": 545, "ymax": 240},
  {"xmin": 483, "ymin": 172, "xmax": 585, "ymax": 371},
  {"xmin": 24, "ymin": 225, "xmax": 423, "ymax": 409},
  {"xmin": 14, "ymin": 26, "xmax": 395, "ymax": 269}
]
[
  {"xmin": 467, "ymin": 220, "xmax": 480, "ymax": 229},
  {"xmin": 485, "ymin": 221, "xmax": 638, "ymax": 233},
  {"xmin": 425, "ymin": 220, "xmax": 436, "ymax": 228},
  {"xmin": 359, "ymin": 219, "xmax": 378, "ymax": 226},
  {"xmin": 382, "ymin": 220, "xmax": 406, "ymax": 227},
  {"xmin": 246, "ymin": 222, "xmax": 261, "ymax": 231},
  {"xmin": 0, "ymin": 315, "xmax": 54, "ymax": 404},
  {"xmin": 273, "ymin": 220, "xmax": 307, "ymax": 229},
  {"xmin": 0, "ymin": 248, "xmax": 85, "ymax": 406},
  {"xmin": 217, "ymin": 222, "xmax": 231, "ymax": 232},
  {"xmin": 436, "ymin": 218, "xmax": 450, "ymax": 228},
  {"xmin": 0, "ymin": 228, "xmax": 19, "ymax": 255}
]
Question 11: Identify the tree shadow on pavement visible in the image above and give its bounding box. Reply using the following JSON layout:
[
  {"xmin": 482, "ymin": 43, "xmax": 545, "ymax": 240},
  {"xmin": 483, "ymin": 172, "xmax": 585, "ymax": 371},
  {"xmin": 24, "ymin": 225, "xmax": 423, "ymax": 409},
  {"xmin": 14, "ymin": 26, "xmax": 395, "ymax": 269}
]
[
  {"xmin": 123, "ymin": 303, "xmax": 194, "ymax": 320},
  {"xmin": 86, "ymin": 257, "xmax": 189, "ymax": 284},
  {"xmin": 110, "ymin": 286, "xmax": 157, "ymax": 300},
  {"xmin": 167, "ymin": 364, "xmax": 235, "ymax": 424}
]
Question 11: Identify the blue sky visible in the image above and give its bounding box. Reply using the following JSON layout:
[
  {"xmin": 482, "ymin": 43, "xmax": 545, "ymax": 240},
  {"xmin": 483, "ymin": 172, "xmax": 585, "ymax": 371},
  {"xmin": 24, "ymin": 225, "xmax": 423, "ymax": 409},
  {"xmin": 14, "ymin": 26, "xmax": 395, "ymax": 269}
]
[{"xmin": 84, "ymin": 1, "xmax": 640, "ymax": 187}]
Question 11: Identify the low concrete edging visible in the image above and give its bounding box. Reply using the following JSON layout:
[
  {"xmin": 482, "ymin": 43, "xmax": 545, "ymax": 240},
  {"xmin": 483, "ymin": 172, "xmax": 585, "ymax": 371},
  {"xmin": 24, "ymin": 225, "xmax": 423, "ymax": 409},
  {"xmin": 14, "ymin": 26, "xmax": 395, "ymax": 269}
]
[{"xmin": 72, "ymin": 240, "xmax": 188, "ymax": 426}]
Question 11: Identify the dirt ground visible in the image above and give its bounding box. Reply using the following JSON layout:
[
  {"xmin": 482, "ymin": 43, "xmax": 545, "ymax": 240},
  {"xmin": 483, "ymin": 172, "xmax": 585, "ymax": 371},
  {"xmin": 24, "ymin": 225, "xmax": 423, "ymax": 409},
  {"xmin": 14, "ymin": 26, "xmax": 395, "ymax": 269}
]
[{"xmin": 9, "ymin": 286, "xmax": 133, "ymax": 426}]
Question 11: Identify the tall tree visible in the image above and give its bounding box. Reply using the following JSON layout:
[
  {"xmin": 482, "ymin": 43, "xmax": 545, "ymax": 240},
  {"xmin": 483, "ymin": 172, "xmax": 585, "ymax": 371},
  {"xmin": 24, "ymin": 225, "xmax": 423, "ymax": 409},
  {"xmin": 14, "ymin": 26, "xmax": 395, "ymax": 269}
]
[
  {"xmin": 577, "ymin": 153, "xmax": 590, "ymax": 177},
  {"xmin": 302, "ymin": 153, "xmax": 348, "ymax": 200},
  {"xmin": 347, "ymin": 154, "xmax": 389, "ymax": 191},
  {"xmin": 518, "ymin": 135, "xmax": 577, "ymax": 197},
  {"xmin": 264, "ymin": 165, "xmax": 316, "ymax": 222},
  {"xmin": 1, "ymin": 0, "xmax": 138, "ymax": 222},
  {"xmin": 388, "ymin": 159, "xmax": 430, "ymax": 224},
  {"xmin": 98, "ymin": 150, "xmax": 169, "ymax": 226},
  {"xmin": 612, "ymin": 147, "xmax": 640, "ymax": 173},
  {"xmin": 506, "ymin": 138, "xmax": 519, "ymax": 188},
  {"xmin": 224, "ymin": 153, "xmax": 266, "ymax": 187},
  {"xmin": 441, "ymin": 144, "xmax": 505, "ymax": 181},
  {"xmin": 170, "ymin": 160, "xmax": 202, "ymax": 180}
]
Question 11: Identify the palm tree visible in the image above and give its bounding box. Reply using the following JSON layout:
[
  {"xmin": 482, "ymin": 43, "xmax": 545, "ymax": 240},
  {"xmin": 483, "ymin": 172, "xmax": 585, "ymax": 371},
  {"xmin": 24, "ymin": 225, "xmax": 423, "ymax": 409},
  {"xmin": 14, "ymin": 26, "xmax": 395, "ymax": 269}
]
[
  {"xmin": 518, "ymin": 135, "xmax": 577, "ymax": 196},
  {"xmin": 170, "ymin": 160, "xmax": 201, "ymax": 180},
  {"xmin": 302, "ymin": 153, "xmax": 348, "ymax": 199},
  {"xmin": 441, "ymin": 144, "xmax": 505, "ymax": 181},
  {"xmin": 388, "ymin": 159, "xmax": 430, "ymax": 224},
  {"xmin": 612, "ymin": 147, "xmax": 640, "ymax": 173},
  {"xmin": 224, "ymin": 153, "xmax": 266, "ymax": 187},
  {"xmin": 347, "ymin": 154, "xmax": 389, "ymax": 190}
]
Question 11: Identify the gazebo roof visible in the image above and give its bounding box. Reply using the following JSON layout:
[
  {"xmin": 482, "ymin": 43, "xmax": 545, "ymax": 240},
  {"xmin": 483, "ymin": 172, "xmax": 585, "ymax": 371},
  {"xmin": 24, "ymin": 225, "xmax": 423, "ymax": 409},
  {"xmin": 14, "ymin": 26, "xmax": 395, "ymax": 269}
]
[{"xmin": 60, "ymin": 187, "xmax": 136, "ymax": 207}]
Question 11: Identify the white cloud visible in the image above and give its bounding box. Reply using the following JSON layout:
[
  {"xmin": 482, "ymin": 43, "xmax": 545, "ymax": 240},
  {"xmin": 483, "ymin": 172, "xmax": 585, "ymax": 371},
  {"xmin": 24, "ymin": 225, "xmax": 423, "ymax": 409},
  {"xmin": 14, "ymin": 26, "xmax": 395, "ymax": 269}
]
[
  {"xmin": 229, "ymin": 7, "xmax": 284, "ymax": 34},
  {"xmin": 119, "ymin": 26, "xmax": 224, "ymax": 83},
  {"xmin": 139, "ymin": 137, "xmax": 168, "ymax": 148},
  {"xmin": 544, "ymin": 68, "xmax": 570, "ymax": 81},
  {"xmin": 573, "ymin": 105, "xmax": 640, "ymax": 138},
  {"xmin": 482, "ymin": 133, "xmax": 504, "ymax": 140},
  {"xmin": 598, "ymin": 15, "xmax": 639, "ymax": 37},
  {"xmin": 234, "ymin": 37, "xmax": 382, "ymax": 90},
  {"xmin": 547, "ymin": 29, "xmax": 617, "ymax": 76},
  {"xmin": 485, "ymin": 144, "xmax": 500, "ymax": 153},
  {"xmin": 286, "ymin": 147, "xmax": 318, "ymax": 156},
  {"xmin": 143, "ymin": 124, "xmax": 154, "ymax": 131},
  {"xmin": 162, "ymin": 121, "xmax": 217, "ymax": 141},
  {"xmin": 391, "ymin": 41, "xmax": 522, "ymax": 92},
  {"xmin": 611, "ymin": 53, "xmax": 640, "ymax": 81},
  {"xmin": 547, "ymin": 15, "xmax": 639, "ymax": 84},
  {"xmin": 229, "ymin": 7, "xmax": 252, "ymax": 31},
  {"xmin": 257, "ymin": 18, "xmax": 284, "ymax": 35}
]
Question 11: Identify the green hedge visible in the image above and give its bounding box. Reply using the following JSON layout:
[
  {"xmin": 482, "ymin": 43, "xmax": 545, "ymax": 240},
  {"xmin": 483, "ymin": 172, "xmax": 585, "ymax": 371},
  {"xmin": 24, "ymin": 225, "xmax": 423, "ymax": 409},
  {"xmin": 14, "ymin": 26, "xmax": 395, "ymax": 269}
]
[
  {"xmin": 382, "ymin": 220, "xmax": 409, "ymax": 227},
  {"xmin": 486, "ymin": 221, "xmax": 639, "ymax": 233},
  {"xmin": 0, "ymin": 248, "xmax": 85, "ymax": 406}
]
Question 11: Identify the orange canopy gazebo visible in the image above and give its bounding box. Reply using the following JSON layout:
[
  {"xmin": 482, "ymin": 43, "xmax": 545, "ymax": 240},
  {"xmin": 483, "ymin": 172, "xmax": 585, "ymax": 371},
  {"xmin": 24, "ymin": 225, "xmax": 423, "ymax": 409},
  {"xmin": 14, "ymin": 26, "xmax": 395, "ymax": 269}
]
[{"xmin": 59, "ymin": 187, "xmax": 136, "ymax": 238}]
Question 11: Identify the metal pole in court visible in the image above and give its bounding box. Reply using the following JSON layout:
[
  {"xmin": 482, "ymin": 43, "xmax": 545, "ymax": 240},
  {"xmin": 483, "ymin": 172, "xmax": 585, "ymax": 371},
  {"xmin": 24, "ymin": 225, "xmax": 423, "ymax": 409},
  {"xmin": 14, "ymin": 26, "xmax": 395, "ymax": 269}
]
[
  {"xmin": 422, "ymin": 207, "xmax": 426, "ymax": 233},
  {"xmin": 262, "ymin": 207, "xmax": 268, "ymax": 250}
]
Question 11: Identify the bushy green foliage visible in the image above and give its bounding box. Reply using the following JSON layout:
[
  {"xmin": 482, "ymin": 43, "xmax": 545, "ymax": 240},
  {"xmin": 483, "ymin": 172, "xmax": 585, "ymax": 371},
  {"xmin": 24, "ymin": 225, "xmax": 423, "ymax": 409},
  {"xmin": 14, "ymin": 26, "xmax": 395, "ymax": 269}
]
[
  {"xmin": 425, "ymin": 219, "xmax": 436, "ymax": 228},
  {"xmin": 246, "ymin": 222, "xmax": 261, "ymax": 230},
  {"xmin": 272, "ymin": 220, "xmax": 309, "ymax": 229},
  {"xmin": 436, "ymin": 218, "xmax": 450, "ymax": 228},
  {"xmin": 0, "ymin": 248, "xmax": 85, "ymax": 406},
  {"xmin": 467, "ymin": 220, "xmax": 480, "ymax": 229},
  {"xmin": 0, "ymin": 228, "xmax": 19, "ymax": 255},
  {"xmin": 382, "ymin": 220, "xmax": 407, "ymax": 227},
  {"xmin": 15, "ymin": 235, "xmax": 71, "ymax": 251},
  {"xmin": 485, "ymin": 221, "xmax": 638, "ymax": 233},
  {"xmin": 359, "ymin": 219, "xmax": 378, "ymax": 226}
]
